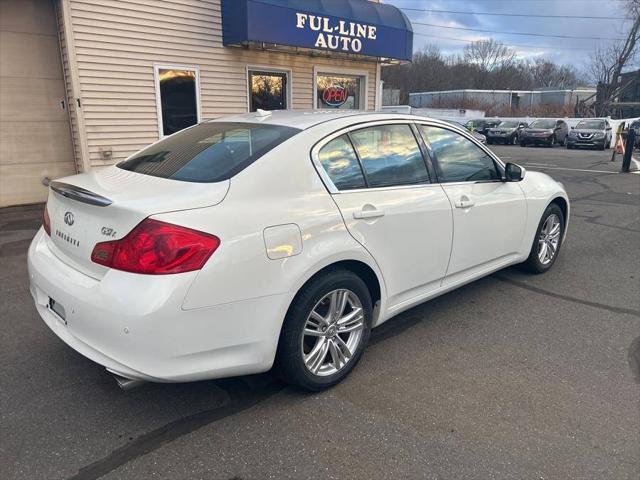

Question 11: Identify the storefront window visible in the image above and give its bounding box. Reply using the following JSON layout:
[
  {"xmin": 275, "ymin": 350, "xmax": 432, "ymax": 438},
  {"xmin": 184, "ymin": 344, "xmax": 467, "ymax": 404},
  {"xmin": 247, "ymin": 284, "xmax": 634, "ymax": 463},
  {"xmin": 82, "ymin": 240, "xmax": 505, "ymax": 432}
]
[
  {"xmin": 249, "ymin": 70, "xmax": 288, "ymax": 112},
  {"xmin": 316, "ymin": 73, "xmax": 363, "ymax": 110},
  {"xmin": 155, "ymin": 66, "xmax": 200, "ymax": 136}
]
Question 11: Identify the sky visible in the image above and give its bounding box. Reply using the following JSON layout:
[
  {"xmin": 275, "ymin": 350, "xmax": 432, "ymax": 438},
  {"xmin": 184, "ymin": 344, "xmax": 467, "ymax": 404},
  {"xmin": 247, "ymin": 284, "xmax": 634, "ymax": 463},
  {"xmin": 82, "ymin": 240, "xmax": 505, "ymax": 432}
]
[{"xmin": 385, "ymin": 0, "xmax": 633, "ymax": 70}]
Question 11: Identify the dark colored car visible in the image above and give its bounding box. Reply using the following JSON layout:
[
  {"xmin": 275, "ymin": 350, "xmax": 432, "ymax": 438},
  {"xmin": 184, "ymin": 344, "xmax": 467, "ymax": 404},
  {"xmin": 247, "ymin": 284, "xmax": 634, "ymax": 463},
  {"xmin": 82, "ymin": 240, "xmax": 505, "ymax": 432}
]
[
  {"xmin": 566, "ymin": 119, "xmax": 612, "ymax": 150},
  {"xmin": 486, "ymin": 120, "xmax": 528, "ymax": 145},
  {"xmin": 520, "ymin": 119, "xmax": 569, "ymax": 147},
  {"xmin": 446, "ymin": 120, "xmax": 487, "ymax": 144},
  {"xmin": 464, "ymin": 118, "xmax": 501, "ymax": 136}
]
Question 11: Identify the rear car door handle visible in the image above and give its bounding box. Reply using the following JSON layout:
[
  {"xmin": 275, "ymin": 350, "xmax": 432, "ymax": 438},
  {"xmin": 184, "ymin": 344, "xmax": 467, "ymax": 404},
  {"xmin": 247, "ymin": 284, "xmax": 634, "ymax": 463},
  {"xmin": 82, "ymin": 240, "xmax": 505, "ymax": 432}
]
[
  {"xmin": 353, "ymin": 208, "xmax": 385, "ymax": 219},
  {"xmin": 455, "ymin": 197, "xmax": 475, "ymax": 209}
]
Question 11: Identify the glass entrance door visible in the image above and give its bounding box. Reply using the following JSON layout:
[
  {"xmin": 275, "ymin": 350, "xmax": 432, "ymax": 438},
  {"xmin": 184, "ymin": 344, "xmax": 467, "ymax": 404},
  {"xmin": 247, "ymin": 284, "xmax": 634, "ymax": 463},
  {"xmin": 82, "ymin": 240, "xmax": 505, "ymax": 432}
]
[{"xmin": 249, "ymin": 70, "xmax": 288, "ymax": 112}]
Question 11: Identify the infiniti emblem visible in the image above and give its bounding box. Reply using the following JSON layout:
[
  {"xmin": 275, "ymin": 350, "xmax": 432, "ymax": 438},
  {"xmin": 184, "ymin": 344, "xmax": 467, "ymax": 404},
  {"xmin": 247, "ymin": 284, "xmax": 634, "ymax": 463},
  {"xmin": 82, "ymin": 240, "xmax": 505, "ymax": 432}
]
[{"xmin": 64, "ymin": 211, "xmax": 75, "ymax": 226}]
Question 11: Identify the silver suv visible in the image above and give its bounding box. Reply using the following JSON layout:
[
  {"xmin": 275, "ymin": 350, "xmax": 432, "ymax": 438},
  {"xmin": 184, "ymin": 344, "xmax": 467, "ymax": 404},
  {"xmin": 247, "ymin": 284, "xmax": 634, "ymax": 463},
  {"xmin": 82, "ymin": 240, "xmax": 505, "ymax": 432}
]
[{"xmin": 567, "ymin": 119, "xmax": 612, "ymax": 150}]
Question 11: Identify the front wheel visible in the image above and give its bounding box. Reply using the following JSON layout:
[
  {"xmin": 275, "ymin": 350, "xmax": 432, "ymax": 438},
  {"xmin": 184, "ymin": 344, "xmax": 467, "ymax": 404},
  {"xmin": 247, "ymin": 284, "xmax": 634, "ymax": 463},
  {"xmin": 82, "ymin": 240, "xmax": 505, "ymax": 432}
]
[
  {"xmin": 275, "ymin": 270, "xmax": 372, "ymax": 391},
  {"xmin": 521, "ymin": 203, "xmax": 565, "ymax": 274}
]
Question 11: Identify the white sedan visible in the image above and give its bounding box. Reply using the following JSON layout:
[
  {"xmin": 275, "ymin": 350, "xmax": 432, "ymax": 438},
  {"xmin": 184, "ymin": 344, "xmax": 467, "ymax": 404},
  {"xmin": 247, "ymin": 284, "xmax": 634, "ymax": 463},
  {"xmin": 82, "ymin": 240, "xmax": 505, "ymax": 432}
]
[{"xmin": 28, "ymin": 111, "xmax": 569, "ymax": 391}]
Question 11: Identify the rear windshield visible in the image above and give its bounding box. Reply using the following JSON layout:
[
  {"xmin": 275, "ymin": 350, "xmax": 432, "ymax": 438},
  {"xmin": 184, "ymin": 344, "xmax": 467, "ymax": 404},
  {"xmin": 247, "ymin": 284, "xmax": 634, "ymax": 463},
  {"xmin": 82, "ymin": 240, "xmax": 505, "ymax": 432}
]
[{"xmin": 118, "ymin": 122, "xmax": 300, "ymax": 182}]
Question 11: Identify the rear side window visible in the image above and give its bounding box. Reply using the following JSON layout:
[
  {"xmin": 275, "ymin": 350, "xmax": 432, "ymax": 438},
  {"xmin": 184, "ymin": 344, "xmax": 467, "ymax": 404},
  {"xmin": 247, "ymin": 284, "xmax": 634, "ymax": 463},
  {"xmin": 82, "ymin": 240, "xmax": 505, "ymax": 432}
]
[
  {"xmin": 318, "ymin": 135, "xmax": 366, "ymax": 190},
  {"xmin": 118, "ymin": 122, "xmax": 300, "ymax": 183},
  {"xmin": 349, "ymin": 124, "xmax": 429, "ymax": 188},
  {"xmin": 418, "ymin": 125, "xmax": 499, "ymax": 183}
]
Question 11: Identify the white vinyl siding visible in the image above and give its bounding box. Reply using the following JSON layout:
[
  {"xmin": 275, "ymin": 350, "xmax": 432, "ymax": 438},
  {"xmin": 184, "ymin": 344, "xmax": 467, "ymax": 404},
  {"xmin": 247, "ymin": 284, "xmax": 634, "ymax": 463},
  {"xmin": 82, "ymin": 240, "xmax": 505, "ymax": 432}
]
[{"xmin": 64, "ymin": 0, "xmax": 381, "ymax": 168}]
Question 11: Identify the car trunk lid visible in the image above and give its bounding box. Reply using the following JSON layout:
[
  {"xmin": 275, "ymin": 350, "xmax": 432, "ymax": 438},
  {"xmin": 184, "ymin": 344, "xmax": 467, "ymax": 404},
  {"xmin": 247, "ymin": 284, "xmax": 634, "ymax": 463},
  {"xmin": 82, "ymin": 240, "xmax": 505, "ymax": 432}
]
[{"xmin": 45, "ymin": 166, "xmax": 229, "ymax": 278}]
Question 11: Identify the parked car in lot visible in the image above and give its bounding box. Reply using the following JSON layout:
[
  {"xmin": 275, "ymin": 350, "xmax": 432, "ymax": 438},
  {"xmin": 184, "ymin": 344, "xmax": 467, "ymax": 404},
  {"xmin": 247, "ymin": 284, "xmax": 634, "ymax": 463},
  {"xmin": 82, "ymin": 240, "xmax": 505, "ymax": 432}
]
[
  {"xmin": 446, "ymin": 120, "xmax": 487, "ymax": 144},
  {"xmin": 28, "ymin": 111, "xmax": 569, "ymax": 391},
  {"xmin": 520, "ymin": 119, "xmax": 569, "ymax": 147},
  {"xmin": 486, "ymin": 120, "xmax": 528, "ymax": 145},
  {"xmin": 567, "ymin": 119, "xmax": 612, "ymax": 150},
  {"xmin": 464, "ymin": 118, "xmax": 501, "ymax": 136}
]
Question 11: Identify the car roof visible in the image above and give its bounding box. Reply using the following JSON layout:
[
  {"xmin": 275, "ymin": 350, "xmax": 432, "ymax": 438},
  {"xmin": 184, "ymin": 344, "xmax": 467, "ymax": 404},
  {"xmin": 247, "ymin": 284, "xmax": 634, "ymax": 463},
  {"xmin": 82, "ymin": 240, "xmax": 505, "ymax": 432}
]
[{"xmin": 206, "ymin": 110, "xmax": 441, "ymax": 130}]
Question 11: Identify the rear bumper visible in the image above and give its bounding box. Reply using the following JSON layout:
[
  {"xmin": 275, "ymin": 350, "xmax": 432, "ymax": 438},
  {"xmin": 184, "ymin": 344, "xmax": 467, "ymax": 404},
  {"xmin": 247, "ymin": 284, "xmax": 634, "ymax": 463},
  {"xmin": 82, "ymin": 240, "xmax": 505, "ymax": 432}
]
[{"xmin": 28, "ymin": 229, "xmax": 288, "ymax": 382}]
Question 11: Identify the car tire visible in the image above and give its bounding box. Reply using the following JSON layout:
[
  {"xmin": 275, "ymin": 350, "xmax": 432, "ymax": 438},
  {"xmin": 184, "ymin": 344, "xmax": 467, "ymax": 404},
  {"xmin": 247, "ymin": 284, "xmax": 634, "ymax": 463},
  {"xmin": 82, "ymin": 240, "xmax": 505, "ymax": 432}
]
[
  {"xmin": 566, "ymin": 144, "xmax": 573, "ymax": 150},
  {"xmin": 521, "ymin": 203, "xmax": 565, "ymax": 274},
  {"xmin": 520, "ymin": 142, "xmax": 527, "ymax": 147},
  {"xmin": 275, "ymin": 269, "xmax": 373, "ymax": 391}
]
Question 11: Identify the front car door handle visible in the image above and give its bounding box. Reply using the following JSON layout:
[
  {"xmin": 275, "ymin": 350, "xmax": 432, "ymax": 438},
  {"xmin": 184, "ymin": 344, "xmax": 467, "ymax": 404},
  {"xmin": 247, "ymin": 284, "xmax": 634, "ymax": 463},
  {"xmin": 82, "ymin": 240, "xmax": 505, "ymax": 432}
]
[{"xmin": 353, "ymin": 208, "xmax": 385, "ymax": 219}]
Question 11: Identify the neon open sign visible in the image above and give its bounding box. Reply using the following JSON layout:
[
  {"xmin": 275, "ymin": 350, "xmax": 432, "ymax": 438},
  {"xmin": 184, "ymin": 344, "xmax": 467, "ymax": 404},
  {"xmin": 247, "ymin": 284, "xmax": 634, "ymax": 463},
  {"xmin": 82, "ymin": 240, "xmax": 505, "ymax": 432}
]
[{"xmin": 322, "ymin": 85, "xmax": 348, "ymax": 107}]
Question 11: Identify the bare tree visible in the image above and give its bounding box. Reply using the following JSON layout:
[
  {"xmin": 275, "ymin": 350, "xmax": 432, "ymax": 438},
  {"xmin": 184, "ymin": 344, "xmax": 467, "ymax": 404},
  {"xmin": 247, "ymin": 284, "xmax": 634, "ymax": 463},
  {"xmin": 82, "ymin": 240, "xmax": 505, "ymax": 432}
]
[
  {"xmin": 530, "ymin": 59, "xmax": 582, "ymax": 89},
  {"xmin": 463, "ymin": 39, "xmax": 516, "ymax": 88},
  {"xmin": 589, "ymin": 0, "xmax": 640, "ymax": 115}
]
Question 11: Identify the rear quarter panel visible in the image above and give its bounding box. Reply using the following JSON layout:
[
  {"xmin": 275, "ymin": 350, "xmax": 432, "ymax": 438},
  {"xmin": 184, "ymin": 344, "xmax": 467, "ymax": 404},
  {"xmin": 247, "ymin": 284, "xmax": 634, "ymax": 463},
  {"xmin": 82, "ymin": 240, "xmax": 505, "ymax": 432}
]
[{"xmin": 153, "ymin": 129, "xmax": 386, "ymax": 315}]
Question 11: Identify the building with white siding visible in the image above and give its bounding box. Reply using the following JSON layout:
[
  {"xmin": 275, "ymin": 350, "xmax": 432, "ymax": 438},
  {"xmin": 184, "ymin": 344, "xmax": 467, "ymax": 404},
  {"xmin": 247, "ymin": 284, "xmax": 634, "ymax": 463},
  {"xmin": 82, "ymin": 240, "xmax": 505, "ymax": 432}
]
[{"xmin": 0, "ymin": 0, "xmax": 413, "ymax": 207}]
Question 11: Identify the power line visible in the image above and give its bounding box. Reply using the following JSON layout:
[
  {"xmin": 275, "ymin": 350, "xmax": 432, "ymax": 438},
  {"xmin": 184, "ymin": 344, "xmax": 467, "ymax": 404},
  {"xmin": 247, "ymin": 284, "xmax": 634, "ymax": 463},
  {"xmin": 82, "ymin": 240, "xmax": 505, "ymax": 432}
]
[
  {"xmin": 411, "ymin": 21, "xmax": 626, "ymax": 41},
  {"xmin": 412, "ymin": 31, "xmax": 595, "ymax": 50},
  {"xmin": 401, "ymin": 7, "xmax": 629, "ymax": 21}
]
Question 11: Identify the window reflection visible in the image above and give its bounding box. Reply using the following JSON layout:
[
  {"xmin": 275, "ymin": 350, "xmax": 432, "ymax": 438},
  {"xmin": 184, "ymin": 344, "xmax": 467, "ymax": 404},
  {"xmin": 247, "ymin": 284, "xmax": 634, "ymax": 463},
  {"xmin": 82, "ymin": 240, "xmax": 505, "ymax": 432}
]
[
  {"xmin": 249, "ymin": 71, "xmax": 287, "ymax": 111},
  {"xmin": 318, "ymin": 135, "xmax": 366, "ymax": 190},
  {"xmin": 419, "ymin": 126, "xmax": 499, "ymax": 183},
  {"xmin": 350, "ymin": 125, "xmax": 429, "ymax": 188},
  {"xmin": 158, "ymin": 68, "xmax": 198, "ymax": 136}
]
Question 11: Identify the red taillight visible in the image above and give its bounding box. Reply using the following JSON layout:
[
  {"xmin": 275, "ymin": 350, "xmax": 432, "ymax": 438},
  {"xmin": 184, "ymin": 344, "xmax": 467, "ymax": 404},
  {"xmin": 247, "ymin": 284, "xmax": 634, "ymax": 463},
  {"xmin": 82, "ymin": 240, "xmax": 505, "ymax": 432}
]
[
  {"xmin": 91, "ymin": 219, "xmax": 220, "ymax": 275},
  {"xmin": 43, "ymin": 205, "xmax": 51, "ymax": 236}
]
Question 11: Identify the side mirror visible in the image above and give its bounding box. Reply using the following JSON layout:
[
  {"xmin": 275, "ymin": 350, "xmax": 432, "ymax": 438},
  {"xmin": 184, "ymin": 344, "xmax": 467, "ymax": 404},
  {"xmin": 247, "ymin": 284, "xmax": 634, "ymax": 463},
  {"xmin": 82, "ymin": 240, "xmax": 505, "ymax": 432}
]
[{"xmin": 505, "ymin": 162, "xmax": 525, "ymax": 182}]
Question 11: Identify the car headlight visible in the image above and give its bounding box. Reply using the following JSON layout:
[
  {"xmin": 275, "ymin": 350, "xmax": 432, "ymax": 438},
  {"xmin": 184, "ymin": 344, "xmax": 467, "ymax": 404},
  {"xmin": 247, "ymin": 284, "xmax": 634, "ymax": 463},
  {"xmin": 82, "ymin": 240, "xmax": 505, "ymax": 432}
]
[
  {"xmin": 594, "ymin": 132, "xmax": 604, "ymax": 138},
  {"xmin": 569, "ymin": 131, "xmax": 577, "ymax": 138}
]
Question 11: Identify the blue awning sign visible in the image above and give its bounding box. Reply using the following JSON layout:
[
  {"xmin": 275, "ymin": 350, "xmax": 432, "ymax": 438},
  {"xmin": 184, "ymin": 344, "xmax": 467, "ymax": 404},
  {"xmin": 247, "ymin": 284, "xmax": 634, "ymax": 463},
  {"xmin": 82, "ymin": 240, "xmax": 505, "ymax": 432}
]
[
  {"xmin": 295, "ymin": 13, "xmax": 376, "ymax": 54},
  {"xmin": 221, "ymin": 0, "xmax": 413, "ymax": 62}
]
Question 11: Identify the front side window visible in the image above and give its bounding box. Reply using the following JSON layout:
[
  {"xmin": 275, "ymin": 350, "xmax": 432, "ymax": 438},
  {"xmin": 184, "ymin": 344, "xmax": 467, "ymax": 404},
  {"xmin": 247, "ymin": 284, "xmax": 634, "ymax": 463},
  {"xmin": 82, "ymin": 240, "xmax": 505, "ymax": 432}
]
[
  {"xmin": 118, "ymin": 122, "xmax": 300, "ymax": 183},
  {"xmin": 317, "ymin": 135, "xmax": 366, "ymax": 190},
  {"xmin": 155, "ymin": 66, "xmax": 200, "ymax": 136},
  {"xmin": 316, "ymin": 73, "xmax": 363, "ymax": 110},
  {"xmin": 249, "ymin": 70, "xmax": 288, "ymax": 112},
  {"xmin": 418, "ymin": 125, "xmax": 500, "ymax": 183},
  {"xmin": 349, "ymin": 124, "xmax": 429, "ymax": 188}
]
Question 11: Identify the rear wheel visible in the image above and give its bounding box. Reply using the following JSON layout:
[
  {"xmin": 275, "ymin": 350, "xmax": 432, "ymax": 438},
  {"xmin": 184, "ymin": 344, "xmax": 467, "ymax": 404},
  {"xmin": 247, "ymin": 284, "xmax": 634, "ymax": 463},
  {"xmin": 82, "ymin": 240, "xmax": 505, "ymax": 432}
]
[
  {"xmin": 522, "ymin": 203, "xmax": 565, "ymax": 274},
  {"xmin": 276, "ymin": 270, "xmax": 372, "ymax": 391}
]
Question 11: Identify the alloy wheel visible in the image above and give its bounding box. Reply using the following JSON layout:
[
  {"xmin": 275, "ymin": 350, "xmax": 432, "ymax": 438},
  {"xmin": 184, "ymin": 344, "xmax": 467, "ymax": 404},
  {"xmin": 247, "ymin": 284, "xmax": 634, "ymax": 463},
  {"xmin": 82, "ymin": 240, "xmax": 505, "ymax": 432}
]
[
  {"xmin": 538, "ymin": 214, "xmax": 561, "ymax": 265},
  {"xmin": 301, "ymin": 289, "xmax": 364, "ymax": 377}
]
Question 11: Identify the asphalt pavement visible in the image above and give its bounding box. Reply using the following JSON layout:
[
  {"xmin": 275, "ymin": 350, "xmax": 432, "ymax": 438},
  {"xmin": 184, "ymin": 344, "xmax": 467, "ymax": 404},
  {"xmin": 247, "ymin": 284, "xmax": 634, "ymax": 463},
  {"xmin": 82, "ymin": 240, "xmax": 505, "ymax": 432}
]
[{"xmin": 1, "ymin": 145, "xmax": 639, "ymax": 480}]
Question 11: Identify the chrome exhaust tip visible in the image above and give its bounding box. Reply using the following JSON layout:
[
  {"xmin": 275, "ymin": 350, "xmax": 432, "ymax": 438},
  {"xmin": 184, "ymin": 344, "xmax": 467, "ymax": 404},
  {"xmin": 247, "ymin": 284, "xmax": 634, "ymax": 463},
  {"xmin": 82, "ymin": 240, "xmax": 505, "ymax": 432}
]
[{"xmin": 112, "ymin": 374, "xmax": 145, "ymax": 391}]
